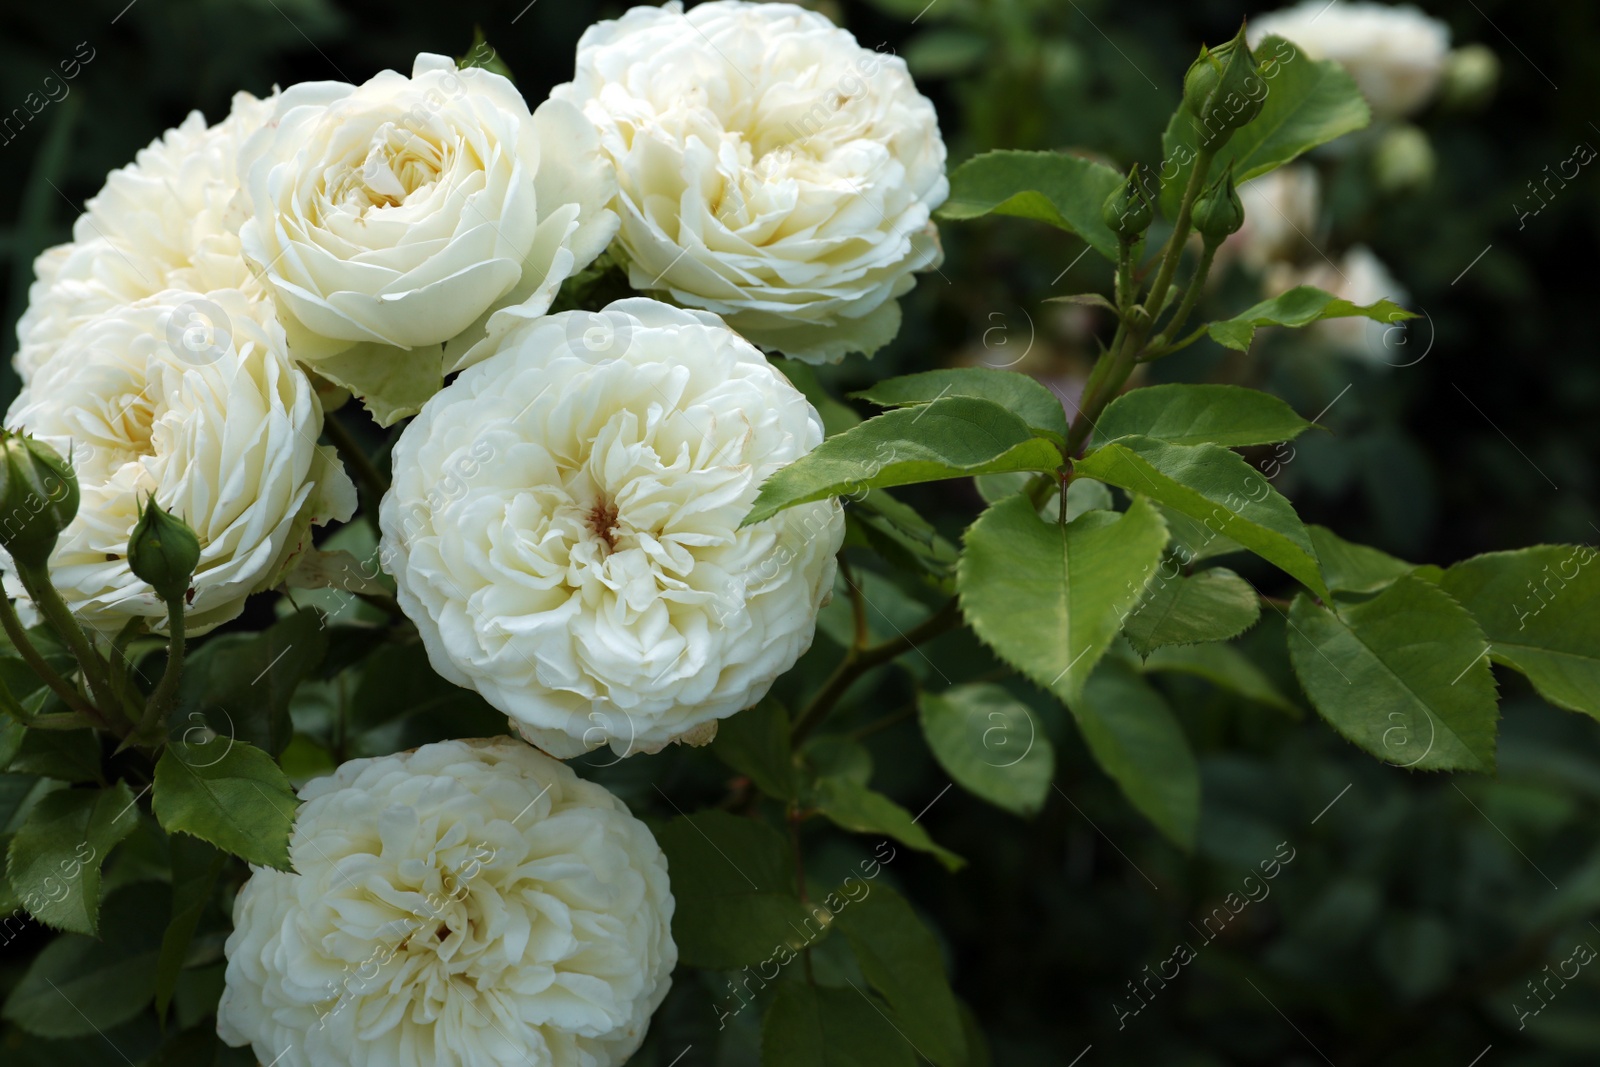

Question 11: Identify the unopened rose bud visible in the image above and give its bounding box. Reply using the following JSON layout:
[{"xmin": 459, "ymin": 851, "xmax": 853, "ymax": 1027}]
[
  {"xmin": 1192, "ymin": 166, "xmax": 1246, "ymax": 244},
  {"xmin": 1102, "ymin": 163, "xmax": 1154, "ymax": 240},
  {"xmin": 1439, "ymin": 44, "xmax": 1500, "ymax": 111},
  {"xmin": 0, "ymin": 430, "xmax": 78, "ymax": 569},
  {"xmin": 1373, "ymin": 124, "xmax": 1436, "ymax": 194},
  {"xmin": 127, "ymin": 496, "xmax": 200, "ymax": 603},
  {"xmin": 1183, "ymin": 24, "xmax": 1264, "ymax": 144}
]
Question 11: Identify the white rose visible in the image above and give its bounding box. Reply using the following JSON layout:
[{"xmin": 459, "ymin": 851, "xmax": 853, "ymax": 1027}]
[
  {"xmin": 237, "ymin": 53, "xmax": 619, "ymax": 423},
  {"xmin": 553, "ymin": 0, "xmax": 948, "ymax": 364},
  {"xmin": 1248, "ymin": 1, "xmax": 1450, "ymax": 119},
  {"xmin": 218, "ymin": 737, "xmax": 676, "ymax": 1067},
  {"xmin": 5, "ymin": 288, "xmax": 355, "ymax": 633},
  {"xmin": 1267, "ymin": 244, "xmax": 1409, "ymax": 360},
  {"xmin": 14, "ymin": 92, "xmax": 272, "ymax": 383},
  {"xmin": 1220, "ymin": 164, "xmax": 1322, "ymax": 273},
  {"xmin": 379, "ymin": 298, "xmax": 843, "ymax": 757}
]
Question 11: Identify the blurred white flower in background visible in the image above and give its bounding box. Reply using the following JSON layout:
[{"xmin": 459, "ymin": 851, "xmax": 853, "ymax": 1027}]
[
  {"xmin": 380, "ymin": 298, "xmax": 843, "ymax": 758},
  {"xmin": 5, "ymin": 288, "xmax": 354, "ymax": 633},
  {"xmin": 236, "ymin": 53, "xmax": 618, "ymax": 422},
  {"xmin": 1270, "ymin": 244, "xmax": 1410, "ymax": 359},
  {"xmin": 1248, "ymin": 1, "xmax": 1451, "ymax": 119},
  {"xmin": 14, "ymin": 91, "xmax": 273, "ymax": 383},
  {"xmin": 554, "ymin": 0, "xmax": 949, "ymax": 364},
  {"xmin": 218, "ymin": 737, "xmax": 675, "ymax": 1067}
]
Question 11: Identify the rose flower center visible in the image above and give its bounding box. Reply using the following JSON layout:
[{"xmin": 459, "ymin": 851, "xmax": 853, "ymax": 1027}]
[{"xmin": 586, "ymin": 496, "xmax": 621, "ymax": 552}]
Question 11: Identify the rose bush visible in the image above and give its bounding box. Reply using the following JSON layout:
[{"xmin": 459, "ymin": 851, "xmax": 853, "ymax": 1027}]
[
  {"xmin": 217, "ymin": 737, "xmax": 675, "ymax": 1067},
  {"xmin": 380, "ymin": 298, "xmax": 843, "ymax": 758},
  {"xmin": 0, "ymin": 7, "xmax": 1588, "ymax": 1067},
  {"xmin": 554, "ymin": 0, "xmax": 948, "ymax": 364}
]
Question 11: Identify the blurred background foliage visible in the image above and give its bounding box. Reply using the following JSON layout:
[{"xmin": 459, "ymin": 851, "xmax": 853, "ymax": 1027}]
[{"xmin": 1, "ymin": 1, "xmax": 1596, "ymax": 1065}]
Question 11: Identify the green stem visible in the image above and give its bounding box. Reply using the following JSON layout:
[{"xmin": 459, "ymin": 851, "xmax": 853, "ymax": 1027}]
[
  {"xmin": 1149, "ymin": 241, "xmax": 1219, "ymax": 351},
  {"xmin": 791, "ymin": 598, "xmax": 962, "ymax": 746},
  {"xmin": 1144, "ymin": 145, "xmax": 1217, "ymax": 323},
  {"xmin": 1141, "ymin": 323, "xmax": 1210, "ymax": 363},
  {"xmin": 16, "ymin": 564, "xmax": 120, "ymax": 719},
  {"xmin": 1063, "ymin": 146, "xmax": 1218, "ymax": 457},
  {"xmin": 2, "ymin": 573, "xmax": 107, "ymax": 722},
  {"xmin": 140, "ymin": 597, "xmax": 185, "ymax": 740},
  {"xmin": 1113, "ymin": 238, "xmax": 1136, "ymax": 312},
  {"xmin": 837, "ymin": 556, "xmax": 869, "ymax": 650}
]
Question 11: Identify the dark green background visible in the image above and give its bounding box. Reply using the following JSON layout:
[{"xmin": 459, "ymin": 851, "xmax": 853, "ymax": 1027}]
[{"xmin": 1, "ymin": 1, "xmax": 1597, "ymax": 1064}]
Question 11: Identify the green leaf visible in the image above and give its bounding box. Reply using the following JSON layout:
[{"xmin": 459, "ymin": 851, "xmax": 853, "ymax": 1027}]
[
  {"xmin": 1160, "ymin": 504, "xmax": 1245, "ymax": 563},
  {"xmin": 6, "ymin": 782, "xmax": 138, "ymax": 934},
  {"xmin": 1438, "ymin": 545, "xmax": 1600, "ymax": 720},
  {"xmin": 1097, "ymin": 383, "xmax": 1314, "ymax": 448},
  {"xmin": 2, "ymin": 882, "xmax": 167, "ymax": 1037},
  {"xmin": 1123, "ymin": 567, "xmax": 1261, "ymax": 657},
  {"xmin": 813, "ymin": 778, "xmax": 965, "ymax": 870},
  {"xmin": 938, "ymin": 149, "xmax": 1126, "ymax": 258},
  {"xmin": 1070, "ymin": 659, "xmax": 1200, "ymax": 848},
  {"xmin": 153, "ymin": 741, "xmax": 299, "ymax": 870},
  {"xmin": 457, "ymin": 28, "xmax": 515, "ymax": 80},
  {"xmin": 762, "ymin": 982, "xmax": 917, "ymax": 1067},
  {"xmin": 853, "ymin": 368, "xmax": 1068, "ymax": 443},
  {"xmin": 155, "ymin": 836, "xmax": 223, "ymax": 1022},
  {"xmin": 1309, "ymin": 525, "xmax": 1417, "ymax": 595},
  {"xmin": 1287, "ymin": 576, "xmax": 1499, "ymax": 772},
  {"xmin": 833, "ymin": 886, "xmax": 967, "ymax": 1067},
  {"xmin": 744, "ymin": 397, "xmax": 1062, "ymax": 525},
  {"xmin": 846, "ymin": 491, "xmax": 958, "ymax": 590},
  {"xmin": 801, "ymin": 736, "xmax": 874, "ymax": 788},
  {"xmin": 182, "ymin": 609, "xmax": 327, "ymax": 757},
  {"xmin": 712, "ymin": 698, "xmax": 796, "ymax": 801},
  {"xmin": 0, "ymin": 717, "xmax": 24, "ymax": 767},
  {"xmin": 1159, "ymin": 36, "xmax": 1371, "ymax": 217},
  {"xmin": 1075, "ymin": 435, "xmax": 1327, "ymax": 598},
  {"xmin": 655, "ymin": 811, "xmax": 811, "ymax": 969},
  {"xmin": 1207, "ymin": 286, "xmax": 1414, "ymax": 352},
  {"xmin": 959, "ymin": 494, "xmax": 1169, "ymax": 704},
  {"xmin": 310, "ymin": 341, "xmax": 444, "ymax": 428},
  {"xmin": 1141, "ymin": 642, "xmax": 1297, "ymax": 714},
  {"xmin": 918, "ymin": 684, "xmax": 1054, "ymax": 816},
  {"xmin": 7, "ymin": 728, "xmax": 99, "ymax": 783},
  {"xmin": 347, "ymin": 641, "xmax": 504, "ymax": 743}
]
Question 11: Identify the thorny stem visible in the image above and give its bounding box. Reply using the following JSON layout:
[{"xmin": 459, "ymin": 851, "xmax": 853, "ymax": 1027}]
[
  {"xmin": 5, "ymin": 566, "xmax": 116, "ymax": 726},
  {"xmin": 1064, "ymin": 144, "xmax": 1218, "ymax": 457},
  {"xmin": 790, "ymin": 597, "xmax": 962, "ymax": 746},
  {"xmin": 838, "ymin": 556, "xmax": 869, "ymax": 650}
]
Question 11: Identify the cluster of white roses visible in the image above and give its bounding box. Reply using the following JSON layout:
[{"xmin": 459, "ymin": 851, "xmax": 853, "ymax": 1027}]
[{"xmin": 8, "ymin": 4, "xmax": 945, "ymax": 1065}]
